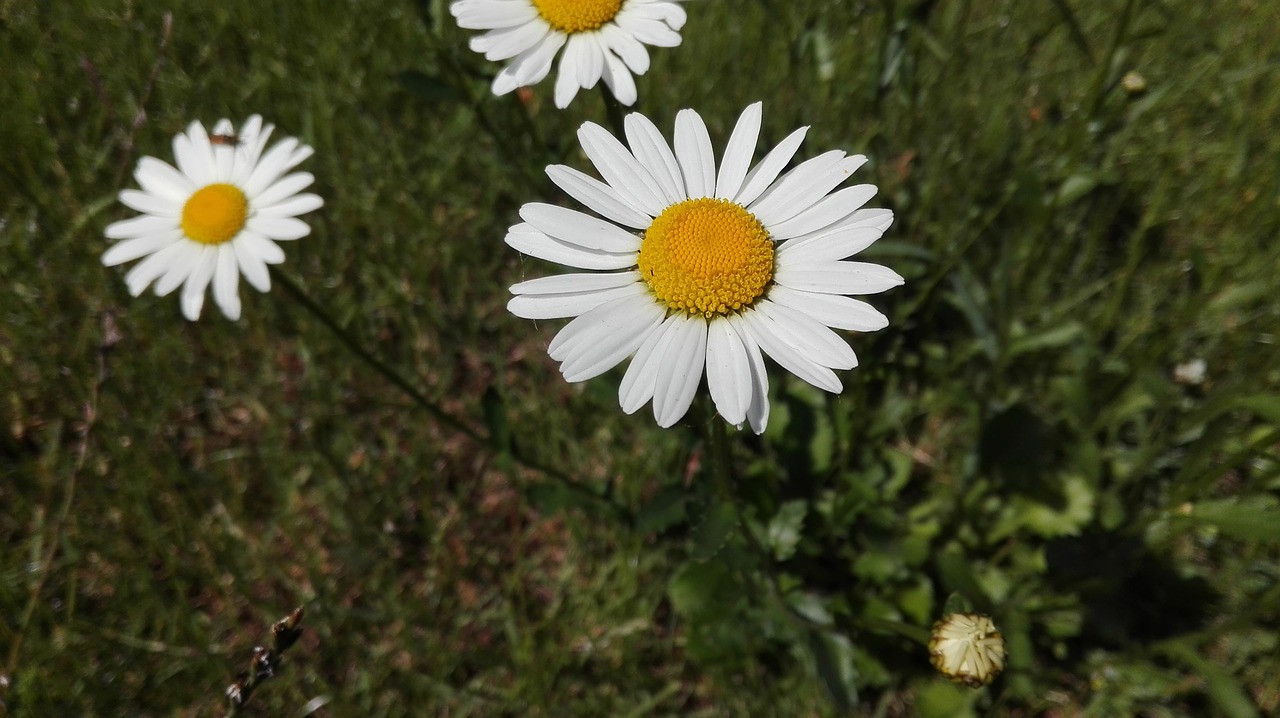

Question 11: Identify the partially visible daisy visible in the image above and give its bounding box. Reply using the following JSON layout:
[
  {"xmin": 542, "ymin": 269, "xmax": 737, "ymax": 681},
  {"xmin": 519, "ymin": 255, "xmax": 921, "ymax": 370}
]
[
  {"xmin": 102, "ymin": 115, "xmax": 322, "ymax": 321},
  {"xmin": 507, "ymin": 102, "xmax": 902, "ymax": 432},
  {"xmin": 451, "ymin": 0, "xmax": 686, "ymax": 109}
]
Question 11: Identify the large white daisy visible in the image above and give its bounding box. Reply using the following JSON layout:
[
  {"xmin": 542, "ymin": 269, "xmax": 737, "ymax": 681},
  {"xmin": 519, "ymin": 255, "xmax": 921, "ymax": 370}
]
[
  {"xmin": 507, "ymin": 102, "xmax": 903, "ymax": 433},
  {"xmin": 102, "ymin": 115, "xmax": 322, "ymax": 321},
  {"xmin": 450, "ymin": 0, "xmax": 685, "ymax": 109}
]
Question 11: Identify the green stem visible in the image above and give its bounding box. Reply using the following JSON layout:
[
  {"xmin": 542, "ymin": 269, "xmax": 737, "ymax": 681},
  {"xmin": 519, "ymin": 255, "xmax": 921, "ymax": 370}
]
[
  {"xmin": 272, "ymin": 268, "xmax": 484, "ymax": 444},
  {"xmin": 600, "ymin": 85, "xmax": 630, "ymax": 140},
  {"xmin": 271, "ymin": 268, "xmax": 633, "ymax": 522}
]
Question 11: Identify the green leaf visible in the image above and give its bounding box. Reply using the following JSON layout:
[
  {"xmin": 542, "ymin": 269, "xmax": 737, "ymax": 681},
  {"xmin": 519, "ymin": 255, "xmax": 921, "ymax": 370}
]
[
  {"xmin": 765, "ymin": 500, "xmax": 807, "ymax": 561},
  {"xmin": 1178, "ymin": 495, "xmax": 1280, "ymax": 542},
  {"xmin": 1007, "ymin": 321, "xmax": 1086, "ymax": 358},
  {"xmin": 691, "ymin": 501, "xmax": 737, "ymax": 561},
  {"xmin": 808, "ymin": 630, "xmax": 858, "ymax": 713},
  {"xmin": 1164, "ymin": 644, "xmax": 1260, "ymax": 718}
]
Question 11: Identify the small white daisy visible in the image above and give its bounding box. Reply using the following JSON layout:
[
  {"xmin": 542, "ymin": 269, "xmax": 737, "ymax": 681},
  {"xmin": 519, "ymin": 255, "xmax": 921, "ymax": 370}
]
[
  {"xmin": 102, "ymin": 115, "xmax": 323, "ymax": 321},
  {"xmin": 929, "ymin": 612, "xmax": 1007, "ymax": 687},
  {"xmin": 450, "ymin": 0, "xmax": 686, "ymax": 109},
  {"xmin": 507, "ymin": 102, "xmax": 903, "ymax": 433}
]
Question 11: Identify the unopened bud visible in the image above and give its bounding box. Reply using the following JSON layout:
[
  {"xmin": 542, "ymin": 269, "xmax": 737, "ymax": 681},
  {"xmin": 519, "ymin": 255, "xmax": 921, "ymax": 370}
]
[{"xmin": 929, "ymin": 612, "xmax": 1006, "ymax": 687}]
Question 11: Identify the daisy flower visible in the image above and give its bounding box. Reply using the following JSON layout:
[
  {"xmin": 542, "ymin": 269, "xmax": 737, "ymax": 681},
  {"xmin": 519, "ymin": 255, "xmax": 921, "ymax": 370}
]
[
  {"xmin": 102, "ymin": 115, "xmax": 322, "ymax": 321},
  {"xmin": 507, "ymin": 102, "xmax": 902, "ymax": 432},
  {"xmin": 450, "ymin": 0, "xmax": 686, "ymax": 109}
]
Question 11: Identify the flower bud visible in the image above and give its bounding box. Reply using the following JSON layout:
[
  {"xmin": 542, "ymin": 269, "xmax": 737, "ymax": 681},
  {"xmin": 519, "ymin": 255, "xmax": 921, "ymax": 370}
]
[{"xmin": 929, "ymin": 612, "xmax": 1006, "ymax": 687}]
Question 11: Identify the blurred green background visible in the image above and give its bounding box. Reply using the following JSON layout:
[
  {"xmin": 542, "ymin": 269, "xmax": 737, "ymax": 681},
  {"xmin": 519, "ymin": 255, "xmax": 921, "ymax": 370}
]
[{"xmin": 3, "ymin": 0, "xmax": 1279, "ymax": 715}]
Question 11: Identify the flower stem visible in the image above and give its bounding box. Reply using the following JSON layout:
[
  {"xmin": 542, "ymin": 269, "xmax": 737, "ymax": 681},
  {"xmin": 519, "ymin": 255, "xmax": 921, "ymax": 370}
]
[
  {"xmin": 270, "ymin": 268, "xmax": 633, "ymax": 523},
  {"xmin": 271, "ymin": 267, "xmax": 484, "ymax": 444},
  {"xmin": 600, "ymin": 85, "xmax": 630, "ymax": 141}
]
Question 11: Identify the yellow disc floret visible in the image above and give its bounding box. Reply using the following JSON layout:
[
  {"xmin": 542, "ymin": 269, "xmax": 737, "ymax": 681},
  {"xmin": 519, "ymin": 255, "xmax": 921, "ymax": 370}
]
[
  {"xmin": 532, "ymin": 0, "xmax": 623, "ymax": 33},
  {"xmin": 181, "ymin": 183, "xmax": 248, "ymax": 245},
  {"xmin": 638, "ymin": 198, "xmax": 774, "ymax": 317}
]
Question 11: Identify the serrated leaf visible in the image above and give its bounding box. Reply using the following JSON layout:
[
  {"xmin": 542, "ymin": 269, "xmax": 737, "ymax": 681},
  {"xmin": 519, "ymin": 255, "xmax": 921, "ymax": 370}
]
[
  {"xmin": 766, "ymin": 500, "xmax": 807, "ymax": 560},
  {"xmin": 691, "ymin": 501, "xmax": 737, "ymax": 561}
]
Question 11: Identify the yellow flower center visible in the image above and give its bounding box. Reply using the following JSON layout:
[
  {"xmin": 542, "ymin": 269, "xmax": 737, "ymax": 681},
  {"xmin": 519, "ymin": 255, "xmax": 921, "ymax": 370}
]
[
  {"xmin": 181, "ymin": 183, "xmax": 248, "ymax": 245},
  {"xmin": 637, "ymin": 198, "xmax": 774, "ymax": 317},
  {"xmin": 532, "ymin": 0, "xmax": 623, "ymax": 33}
]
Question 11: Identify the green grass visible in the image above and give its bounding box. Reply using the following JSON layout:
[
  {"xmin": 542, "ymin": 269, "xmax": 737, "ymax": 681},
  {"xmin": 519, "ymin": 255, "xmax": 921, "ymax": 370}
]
[{"xmin": 3, "ymin": 0, "xmax": 1279, "ymax": 715}]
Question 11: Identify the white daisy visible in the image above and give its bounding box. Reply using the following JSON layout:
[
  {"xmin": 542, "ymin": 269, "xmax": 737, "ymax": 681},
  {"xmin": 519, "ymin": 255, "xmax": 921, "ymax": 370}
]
[
  {"xmin": 102, "ymin": 115, "xmax": 323, "ymax": 321},
  {"xmin": 450, "ymin": 0, "xmax": 686, "ymax": 109},
  {"xmin": 506, "ymin": 102, "xmax": 903, "ymax": 433}
]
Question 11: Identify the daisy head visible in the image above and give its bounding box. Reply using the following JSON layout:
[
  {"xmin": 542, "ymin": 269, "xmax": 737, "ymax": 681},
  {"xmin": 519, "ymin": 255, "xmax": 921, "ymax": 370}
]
[
  {"xmin": 450, "ymin": 0, "xmax": 686, "ymax": 109},
  {"xmin": 507, "ymin": 102, "xmax": 903, "ymax": 433},
  {"xmin": 102, "ymin": 115, "xmax": 323, "ymax": 321}
]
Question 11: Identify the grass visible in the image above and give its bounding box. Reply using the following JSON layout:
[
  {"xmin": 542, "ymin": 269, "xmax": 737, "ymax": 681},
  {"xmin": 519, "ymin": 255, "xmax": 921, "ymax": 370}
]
[{"xmin": 2, "ymin": 0, "xmax": 1279, "ymax": 715}]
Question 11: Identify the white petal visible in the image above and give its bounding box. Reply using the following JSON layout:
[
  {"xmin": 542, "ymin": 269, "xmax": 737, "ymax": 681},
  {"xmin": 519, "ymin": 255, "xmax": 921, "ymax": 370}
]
[
  {"xmin": 237, "ymin": 230, "xmax": 287, "ymax": 264},
  {"xmin": 134, "ymin": 157, "xmax": 194, "ymax": 201},
  {"xmin": 471, "ymin": 19, "xmax": 549, "ymax": 60},
  {"xmin": 545, "ymin": 165, "xmax": 652, "ymax": 229},
  {"xmin": 776, "ymin": 226, "xmax": 885, "ymax": 264},
  {"xmin": 123, "ymin": 240, "xmax": 188, "ymax": 296},
  {"xmin": 242, "ymin": 138, "xmax": 301, "ymax": 198},
  {"xmin": 577, "ymin": 122, "xmax": 666, "ymax": 215},
  {"xmin": 715, "ymin": 102, "xmax": 762, "ymax": 201},
  {"xmin": 258, "ymin": 193, "xmax": 324, "ymax": 218},
  {"xmin": 600, "ymin": 23, "xmax": 650, "ymax": 74},
  {"xmin": 554, "ymin": 34, "xmax": 590, "ymax": 109},
  {"xmin": 247, "ymin": 215, "xmax": 310, "ymax": 241},
  {"xmin": 625, "ymin": 112, "xmax": 684, "ymax": 204},
  {"xmin": 506, "ymin": 225, "xmax": 637, "ymax": 270},
  {"xmin": 754, "ymin": 300, "xmax": 857, "ymax": 370},
  {"xmin": 673, "ymin": 109, "xmax": 715, "ymax": 199},
  {"xmin": 102, "ymin": 230, "xmax": 182, "ymax": 267},
  {"xmin": 510, "ymin": 270, "xmax": 639, "ymax": 296},
  {"xmin": 105, "ymin": 214, "xmax": 178, "ymax": 240},
  {"xmin": 508, "ymin": 281, "xmax": 646, "ymax": 320},
  {"xmin": 233, "ymin": 236, "xmax": 271, "ymax": 292},
  {"xmin": 154, "ymin": 242, "xmax": 203, "ymax": 297},
  {"xmin": 774, "ymin": 260, "xmax": 905, "ymax": 296},
  {"xmin": 180, "ymin": 247, "xmax": 218, "ymax": 320},
  {"xmin": 619, "ymin": 313, "xmax": 681, "ymax": 414},
  {"xmin": 741, "ymin": 310, "xmax": 842, "ymax": 393},
  {"xmin": 212, "ymin": 244, "xmax": 242, "ymax": 320},
  {"xmin": 705, "ymin": 317, "xmax": 752, "ymax": 426},
  {"xmin": 493, "ymin": 32, "xmax": 565, "ymax": 94},
  {"xmin": 451, "ymin": 0, "xmax": 539, "ymax": 29},
  {"xmin": 733, "ymin": 126, "xmax": 808, "ymax": 207},
  {"xmin": 766, "ymin": 285, "xmax": 889, "ymax": 332},
  {"xmin": 519, "ymin": 203, "xmax": 641, "ymax": 253},
  {"xmin": 766, "ymin": 184, "xmax": 878, "ymax": 240},
  {"xmin": 252, "ymin": 172, "xmax": 315, "ymax": 209},
  {"xmin": 119, "ymin": 189, "xmax": 179, "ymax": 217},
  {"xmin": 614, "ymin": 12, "xmax": 682, "ymax": 46},
  {"xmin": 725, "ymin": 314, "xmax": 770, "ymax": 434},
  {"xmin": 600, "ymin": 49, "xmax": 638, "ymax": 106},
  {"xmin": 751, "ymin": 154, "xmax": 867, "ymax": 227},
  {"xmin": 548, "ymin": 294, "xmax": 664, "ymax": 373},
  {"xmin": 652, "ymin": 313, "xmax": 707, "ymax": 427}
]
